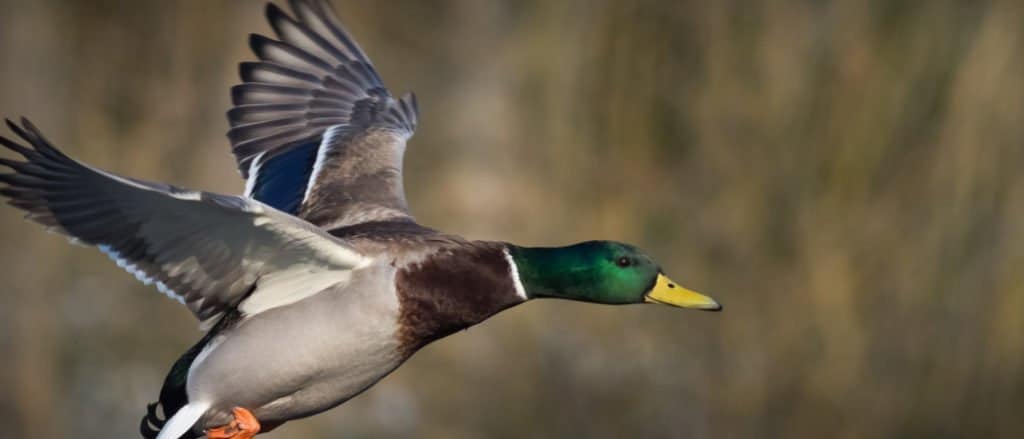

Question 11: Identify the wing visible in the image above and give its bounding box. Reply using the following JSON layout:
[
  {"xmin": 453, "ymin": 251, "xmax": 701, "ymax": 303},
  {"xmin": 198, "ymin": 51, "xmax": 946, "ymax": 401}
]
[
  {"xmin": 0, "ymin": 118, "xmax": 368, "ymax": 328},
  {"xmin": 229, "ymin": 0, "xmax": 419, "ymax": 230}
]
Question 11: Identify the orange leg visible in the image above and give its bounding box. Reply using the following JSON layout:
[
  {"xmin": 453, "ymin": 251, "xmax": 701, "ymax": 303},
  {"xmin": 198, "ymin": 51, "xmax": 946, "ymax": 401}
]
[{"xmin": 206, "ymin": 407, "xmax": 261, "ymax": 439}]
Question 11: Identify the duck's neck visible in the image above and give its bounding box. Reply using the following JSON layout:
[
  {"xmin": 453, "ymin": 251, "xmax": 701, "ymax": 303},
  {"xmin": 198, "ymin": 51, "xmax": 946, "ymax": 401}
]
[{"xmin": 507, "ymin": 242, "xmax": 620, "ymax": 303}]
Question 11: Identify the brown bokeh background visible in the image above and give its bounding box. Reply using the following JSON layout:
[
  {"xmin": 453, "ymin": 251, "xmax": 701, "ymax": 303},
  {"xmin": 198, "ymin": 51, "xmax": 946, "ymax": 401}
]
[{"xmin": 1, "ymin": 1, "xmax": 1023, "ymax": 437}]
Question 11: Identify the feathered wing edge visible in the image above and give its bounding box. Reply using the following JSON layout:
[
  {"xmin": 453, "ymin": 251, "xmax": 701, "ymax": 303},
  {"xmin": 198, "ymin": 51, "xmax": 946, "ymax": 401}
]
[
  {"xmin": 229, "ymin": 0, "xmax": 419, "ymax": 221},
  {"xmin": 0, "ymin": 117, "xmax": 253, "ymax": 322},
  {"xmin": 228, "ymin": 0, "xmax": 414, "ymax": 174},
  {"xmin": 0, "ymin": 117, "xmax": 368, "ymax": 323}
]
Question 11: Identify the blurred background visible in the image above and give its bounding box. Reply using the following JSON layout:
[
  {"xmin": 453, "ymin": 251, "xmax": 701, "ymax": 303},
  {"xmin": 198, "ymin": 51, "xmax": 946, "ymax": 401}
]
[{"xmin": 1, "ymin": 0, "xmax": 1022, "ymax": 437}]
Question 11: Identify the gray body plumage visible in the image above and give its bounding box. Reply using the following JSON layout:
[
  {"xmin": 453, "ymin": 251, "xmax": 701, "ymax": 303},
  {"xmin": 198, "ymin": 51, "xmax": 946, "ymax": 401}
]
[
  {"xmin": 191, "ymin": 259, "xmax": 404, "ymax": 429},
  {"xmin": 186, "ymin": 229, "xmax": 519, "ymax": 432}
]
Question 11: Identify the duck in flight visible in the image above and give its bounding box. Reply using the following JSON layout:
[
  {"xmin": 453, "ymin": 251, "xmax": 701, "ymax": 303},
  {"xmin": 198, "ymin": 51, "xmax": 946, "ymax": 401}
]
[{"xmin": 0, "ymin": 1, "xmax": 721, "ymax": 438}]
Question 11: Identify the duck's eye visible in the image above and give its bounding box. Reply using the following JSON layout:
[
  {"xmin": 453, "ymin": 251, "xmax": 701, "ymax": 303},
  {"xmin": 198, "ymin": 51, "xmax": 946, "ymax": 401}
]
[{"xmin": 616, "ymin": 257, "xmax": 632, "ymax": 268}]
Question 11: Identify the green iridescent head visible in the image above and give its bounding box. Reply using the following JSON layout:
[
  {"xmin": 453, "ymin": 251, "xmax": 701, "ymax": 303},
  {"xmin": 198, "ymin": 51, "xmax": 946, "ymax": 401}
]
[{"xmin": 507, "ymin": 241, "xmax": 720, "ymax": 310}]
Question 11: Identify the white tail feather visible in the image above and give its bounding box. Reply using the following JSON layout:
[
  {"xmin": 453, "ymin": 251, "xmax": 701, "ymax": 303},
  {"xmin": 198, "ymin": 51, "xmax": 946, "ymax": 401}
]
[{"xmin": 156, "ymin": 401, "xmax": 210, "ymax": 439}]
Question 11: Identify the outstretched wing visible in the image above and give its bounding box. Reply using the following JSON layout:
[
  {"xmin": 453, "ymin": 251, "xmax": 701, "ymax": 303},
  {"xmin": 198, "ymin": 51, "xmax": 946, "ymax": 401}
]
[
  {"xmin": 229, "ymin": 0, "xmax": 418, "ymax": 230},
  {"xmin": 0, "ymin": 119, "xmax": 368, "ymax": 328}
]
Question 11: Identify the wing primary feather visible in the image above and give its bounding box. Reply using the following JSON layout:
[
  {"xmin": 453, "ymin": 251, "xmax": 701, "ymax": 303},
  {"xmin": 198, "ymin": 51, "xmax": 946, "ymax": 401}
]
[
  {"xmin": 227, "ymin": 116, "xmax": 309, "ymax": 143},
  {"xmin": 234, "ymin": 129, "xmax": 319, "ymax": 164},
  {"xmin": 267, "ymin": 3, "xmax": 349, "ymax": 65},
  {"xmin": 249, "ymin": 34, "xmax": 334, "ymax": 75},
  {"xmin": 0, "ymin": 118, "xmax": 367, "ymax": 324},
  {"xmin": 226, "ymin": 1, "xmax": 420, "ymax": 227},
  {"xmin": 288, "ymin": 0, "xmax": 373, "ymax": 65},
  {"xmin": 231, "ymin": 83, "xmax": 312, "ymax": 105},
  {"xmin": 239, "ymin": 61, "xmax": 320, "ymax": 86},
  {"xmin": 228, "ymin": 103, "xmax": 311, "ymax": 127}
]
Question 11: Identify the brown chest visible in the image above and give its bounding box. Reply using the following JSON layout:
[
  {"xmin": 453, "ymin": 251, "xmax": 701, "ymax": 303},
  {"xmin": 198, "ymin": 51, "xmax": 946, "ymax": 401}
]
[{"xmin": 393, "ymin": 244, "xmax": 524, "ymax": 355}]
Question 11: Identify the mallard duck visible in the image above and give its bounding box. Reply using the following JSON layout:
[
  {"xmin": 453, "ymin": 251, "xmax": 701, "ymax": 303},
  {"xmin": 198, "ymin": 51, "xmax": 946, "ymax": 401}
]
[{"xmin": 0, "ymin": 1, "xmax": 721, "ymax": 438}]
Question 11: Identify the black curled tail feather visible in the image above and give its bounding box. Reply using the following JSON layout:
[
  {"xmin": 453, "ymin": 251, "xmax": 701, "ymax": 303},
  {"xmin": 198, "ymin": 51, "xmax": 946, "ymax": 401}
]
[
  {"xmin": 140, "ymin": 312, "xmax": 239, "ymax": 438},
  {"xmin": 139, "ymin": 335, "xmax": 209, "ymax": 439},
  {"xmin": 140, "ymin": 402, "xmax": 164, "ymax": 438},
  {"xmin": 141, "ymin": 401, "xmax": 203, "ymax": 439}
]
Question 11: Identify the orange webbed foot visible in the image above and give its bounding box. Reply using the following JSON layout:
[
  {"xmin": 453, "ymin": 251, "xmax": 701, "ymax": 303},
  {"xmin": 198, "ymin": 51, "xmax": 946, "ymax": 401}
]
[{"xmin": 206, "ymin": 407, "xmax": 260, "ymax": 439}]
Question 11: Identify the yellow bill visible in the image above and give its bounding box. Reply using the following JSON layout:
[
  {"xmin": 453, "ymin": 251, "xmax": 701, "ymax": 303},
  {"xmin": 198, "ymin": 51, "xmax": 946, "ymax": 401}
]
[{"xmin": 644, "ymin": 273, "xmax": 721, "ymax": 311}]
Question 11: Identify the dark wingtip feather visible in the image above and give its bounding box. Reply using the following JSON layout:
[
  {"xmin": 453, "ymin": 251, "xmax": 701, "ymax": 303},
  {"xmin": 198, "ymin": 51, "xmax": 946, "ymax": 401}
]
[
  {"xmin": 286, "ymin": 0, "xmax": 305, "ymax": 15},
  {"xmin": 20, "ymin": 117, "xmax": 35, "ymax": 132},
  {"xmin": 0, "ymin": 171, "xmax": 50, "ymax": 187},
  {"xmin": 248, "ymin": 33, "xmax": 268, "ymax": 55},
  {"xmin": 265, "ymin": 1, "xmax": 283, "ymax": 18},
  {"xmin": 5, "ymin": 118, "xmax": 31, "ymax": 142},
  {"xmin": 239, "ymin": 61, "xmax": 320, "ymax": 86},
  {"xmin": 0, "ymin": 134, "xmax": 34, "ymax": 157},
  {"xmin": 238, "ymin": 61, "xmax": 263, "ymax": 82},
  {"xmin": 0, "ymin": 157, "xmax": 27, "ymax": 171},
  {"xmin": 19, "ymin": 118, "xmax": 49, "ymax": 148},
  {"xmin": 8, "ymin": 118, "xmax": 70, "ymax": 163},
  {"xmin": 230, "ymin": 84, "xmax": 249, "ymax": 105},
  {"xmin": 265, "ymin": 2, "xmax": 292, "ymax": 33}
]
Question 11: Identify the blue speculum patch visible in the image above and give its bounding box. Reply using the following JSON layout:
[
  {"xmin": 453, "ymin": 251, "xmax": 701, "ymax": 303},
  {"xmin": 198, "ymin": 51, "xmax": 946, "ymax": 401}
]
[{"xmin": 249, "ymin": 139, "xmax": 320, "ymax": 214}]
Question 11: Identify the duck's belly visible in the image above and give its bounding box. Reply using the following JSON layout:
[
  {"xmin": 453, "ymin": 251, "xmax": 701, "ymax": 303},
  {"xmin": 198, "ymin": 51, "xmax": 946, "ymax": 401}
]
[{"xmin": 187, "ymin": 263, "xmax": 406, "ymax": 428}]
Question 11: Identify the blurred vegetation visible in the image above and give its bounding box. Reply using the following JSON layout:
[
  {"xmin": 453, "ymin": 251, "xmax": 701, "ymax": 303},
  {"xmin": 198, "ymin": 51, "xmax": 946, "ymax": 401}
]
[{"xmin": 1, "ymin": 0, "xmax": 1023, "ymax": 437}]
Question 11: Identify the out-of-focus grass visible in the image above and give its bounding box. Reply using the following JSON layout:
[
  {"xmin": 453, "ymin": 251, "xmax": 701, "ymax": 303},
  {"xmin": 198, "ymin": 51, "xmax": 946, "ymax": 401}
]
[{"xmin": 0, "ymin": 1, "xmax": 1022, "ymax": 437}]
